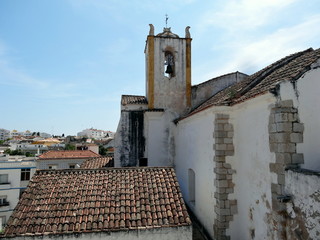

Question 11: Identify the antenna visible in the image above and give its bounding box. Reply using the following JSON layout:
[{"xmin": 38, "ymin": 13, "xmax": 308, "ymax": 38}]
[{"xmin": 165, "ymin": 14, "xmax": 169, "ymax": 28}]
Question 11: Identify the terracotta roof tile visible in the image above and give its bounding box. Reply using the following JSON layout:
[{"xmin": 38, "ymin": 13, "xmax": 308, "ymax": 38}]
[
  {"xmin": 38, "ymin": 150, "xmax": 100, "ymax": 160},
  {"xmin": 3, "ymin": 167, "xmax": 191, "ymax": 237},
  {"xmin": 121, "ymin": 95, "xmax": 148, "ymax": 105},
  {"xmin": 183, "ymin": 48, "xmax": 320, "ymax": 118},
  {"xmin": 80, "ymin": 157, "xmax": 114, "ymax": 169}
]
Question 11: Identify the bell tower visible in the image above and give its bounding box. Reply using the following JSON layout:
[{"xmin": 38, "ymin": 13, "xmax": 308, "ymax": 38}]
[{"xmin": 145, "ymin": 24, "xmax": 192, "ymax": 115}]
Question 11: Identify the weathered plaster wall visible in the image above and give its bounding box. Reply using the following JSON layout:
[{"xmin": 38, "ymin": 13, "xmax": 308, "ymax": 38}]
[
  {"xmin": 175, "ymin": 110, "xmax": 216, "ymax": 238},
  {"xmin": 114, "ymin": 111, "xmax": 129, "ymax": 167},
  {"xmin": 279, "ymin": 67, "xmax": 320, "ymax": 171},
  {"xmin": 228, "ymin": 94, "xmax": 276, "ymax": 240},
  {"xmin": 114, "ymin": 111, "xmax": 145, "ymax": 167},
  {"xmin": 9, "ymin": 225, "xmax": 192, "ymax": 240},
  {"xmin": 191, "ymin": 72, "xmax": 248, "ymax": 108},
  {"xmin": 285, "ymin": 169, "xmax": 320, "ymax": 240}
]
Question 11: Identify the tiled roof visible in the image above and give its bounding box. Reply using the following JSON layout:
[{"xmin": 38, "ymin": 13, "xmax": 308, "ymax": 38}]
[
  {"xmin": 185, "ymin": 47, "xmax": 320, "ymax": 118},
  {"xmin": 121, "ymin": 95, "xmax": 148, "ymax": 105},
  {"xmin": 80, "ymin": 157, "xmax": 113, "ymax": 169},
  {"xmin": 3, "ymin": 167, "xmax": 191, "ymax": 237},
  {"xmin": 38, "ymin": 150, "xmax": 100, "ymax": 160}
]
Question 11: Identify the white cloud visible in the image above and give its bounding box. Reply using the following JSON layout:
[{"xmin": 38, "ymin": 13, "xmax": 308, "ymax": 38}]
[
  {"xmin": 0, "ymin": 55, "xmax": 81, "ymax": 99},
  {"xmin": 198, "ymin": 14, "xmax": 320, "ymax": 80},
  {"xmin": 200, "ymin": 0, "xmax": 298, "ymax": 32}
]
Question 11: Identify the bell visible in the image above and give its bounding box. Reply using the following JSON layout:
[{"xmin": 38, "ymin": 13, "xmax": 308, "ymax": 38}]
[{"xmin": 165, "ymin": 64, "xmax": 173, "ymax": 74}]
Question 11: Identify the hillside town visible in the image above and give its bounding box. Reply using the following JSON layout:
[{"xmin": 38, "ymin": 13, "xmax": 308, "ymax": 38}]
[
  {"xmin": 1, "ymin": 24, "xmax": 320, "ymax": 240},
  {"xmin": 0, "ymin": 128, "xmax": 115, "ymax": 231}
]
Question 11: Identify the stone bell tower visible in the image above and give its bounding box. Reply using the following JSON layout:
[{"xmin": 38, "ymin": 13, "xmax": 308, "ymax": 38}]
[{"xmin": 145, "ymin": 24, "xmax": 192, "ymax": 115}]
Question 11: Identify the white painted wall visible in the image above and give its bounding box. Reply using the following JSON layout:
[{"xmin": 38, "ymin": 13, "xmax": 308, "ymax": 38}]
[
  {"xmin": 0, "ymin": 159, "xmax": 36, "ymax": 226},
  {"xmin": 36, "ymin": 159, "xmax": 85, "ymax": 169},
  {"xmin": 9, "ymin": 225, "xmax": 192, "ymax": 240},
  {"xmin": 144, "ymin": 111, "xmax": 168, "ymax": 166},
  {"xmin": 279, "ymin": 67, "xmax": 320, "ymax": 171},
  {"xmin": 285, "ymin": 169, "xmax": 320, "ymax": 239},
  {"xmin": 175, "ymin": 109, "xmax": 216, "ymax": 238},
  {"xmin": 176, "ymin": 94, "xmax": 277, "ymax": 239},
  {"xmin": 228, "ymin": 94, "xmax": 276, "ymax": 239}
]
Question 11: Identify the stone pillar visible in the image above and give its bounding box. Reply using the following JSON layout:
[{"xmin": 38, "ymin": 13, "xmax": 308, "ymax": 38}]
[
  {"xmin": 213, "ymin": 114, "xmax": 237, "ymax": 240},
  {"xmin": 268, "ymin": 99, "xmax": 304, "ymax": 238}
]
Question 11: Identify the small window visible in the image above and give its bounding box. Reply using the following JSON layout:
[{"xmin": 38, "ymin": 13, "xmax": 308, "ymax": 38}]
[
  {"xmin": 0, "ymin": 196, "xmax": 9, "ymax": 207},
  {"xmin": 69, "ymin": 164, "xmax": 76, "ymax": 169},
  {"xmin": 48, "ymin": 165, "xmax": 57, "ymax": 170},
  {"xmin": 139, "ymin": 158, "xmax": 148, "ymax": 167},
  {"xmin": 21, "ymin": 169, "xmax": 31, "ymax": 181},
  {"xmin": 0, "ymin": 174, "xmax": 9, "ymax": 185},
  {"xmin": 188, "ymin": 169, "xmax": 195, "ymax": 205}
]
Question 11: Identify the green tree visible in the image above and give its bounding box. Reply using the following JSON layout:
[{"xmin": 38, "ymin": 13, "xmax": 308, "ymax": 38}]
[
  {"xmin": 4, "ymin": 149, "xmax": 11, "ymax": 154},
  {"xmin": 65, "ymin": 144, "xmax": 75, "ymax": 150},
  {"xmin": 99, "ymin": 146, "xmax": 107, "ymax": 156}
]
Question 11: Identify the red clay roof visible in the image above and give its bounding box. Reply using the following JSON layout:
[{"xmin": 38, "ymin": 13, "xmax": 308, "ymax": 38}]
[
  {"xmin": 121, "ymin": 95, "xmax": 148, "ymax": 105},
  {"xmin": 80, "ymin": 157, "xmax": 113, "ymax": 169},
  {"xmin": 38, "ymin": 150, "xmax": 100, "ymax": 160},
  {"xmin": 3, "ymin": 167, "xmax": 191, "ymax": 237},
  {"xmin": 183, "ymin": 47, "xmax": 320, "ymax": 119}
]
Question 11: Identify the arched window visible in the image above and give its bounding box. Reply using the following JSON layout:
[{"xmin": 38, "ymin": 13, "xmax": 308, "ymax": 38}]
[
  {"xmin": 188, "ymin": 168, "xmax": 195, "ymax": 205},
  {"xmin": 164, "ymin": 51, "xmax": 175, "ymax": 78}
]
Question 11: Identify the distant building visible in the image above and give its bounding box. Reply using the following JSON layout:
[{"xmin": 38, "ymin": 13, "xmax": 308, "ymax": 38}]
[
  {"xmin": 37, "ymin": 150, "xmax": 100, "ymax": 169},
  {"xmin": 0, "ymin": 155, "xmax": 36, "ymax": 229},
  {"xmin": 9, "ymin": 130, "xmax": 51, "ymax": 139},
  {"xmin": 2, "ymin": 167, "xmax": 192, "ymax": 239},
  {"xmin": 0, "ymin": 129, "xmax": 10, "ymax": 141},
  {"xmin": 75, "ymin": 143, "xmax": 99, "ymax": 155},
  {"xmin": 77, "ymin": 128, "xmax": 114, "ymax": 139}
]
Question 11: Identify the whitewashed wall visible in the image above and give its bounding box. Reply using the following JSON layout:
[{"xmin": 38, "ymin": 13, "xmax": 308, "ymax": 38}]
[
  {"xmin": 285, "ymin": 169, "xmax": 320, "ymax": 239},
  {"xmin": 279, "ymin": 67, "xmax": 320, "ymax": 171},
  {"xmin": 228, "ymin": 94, "xmax": 276, "ymax": 239},
  {"xmin": 9, "ymin": 225, "xmax": 192, "ymax": 240},
  {"xmin": 36, "ymin": 159, "xmax": 85, "ymax": 169},
  {"xmin": 144, "ymin": 111, "xmax": 168, "ymax": 166},
  {"xmin": 175, "ymin": 109, "xmax": 216, "ymax": 238}
]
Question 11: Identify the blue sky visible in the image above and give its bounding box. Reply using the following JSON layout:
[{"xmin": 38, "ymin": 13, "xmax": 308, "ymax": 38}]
[{"xmin": 0, "ymin": 0, "xmax": 319, "ymax": 136}]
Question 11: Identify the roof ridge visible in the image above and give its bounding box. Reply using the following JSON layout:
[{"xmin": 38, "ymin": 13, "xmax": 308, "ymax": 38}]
[
  {"xmin": 232, "ymin": 48, "xmax": 314, "ymax": 102},
  {"xmin": 35, "ymin": 166, "xmax": 174, "ymax": 173},
  {"xmin": 192, "ymin": 71, "xmax": 248, "ymax": 88}
]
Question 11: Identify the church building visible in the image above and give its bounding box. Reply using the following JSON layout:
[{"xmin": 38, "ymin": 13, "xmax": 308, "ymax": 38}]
[{"xmin": 115, "ymin": 24, "xmax": 320, "ymax": 240}]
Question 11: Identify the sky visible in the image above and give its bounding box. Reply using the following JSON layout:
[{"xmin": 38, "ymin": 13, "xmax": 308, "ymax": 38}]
[{"xmin": 0, "ymin": 0, "xmax": 319, "ymax": 136}]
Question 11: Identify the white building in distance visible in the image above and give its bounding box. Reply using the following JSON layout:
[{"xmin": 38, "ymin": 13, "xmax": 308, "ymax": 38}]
[
  {"xmin": 0, "ymin": 129, "xmax": 10, "ymax": 141},
  {"xmin": 77, "ymin": 128, "xmax": 114, "ymax": 139}
]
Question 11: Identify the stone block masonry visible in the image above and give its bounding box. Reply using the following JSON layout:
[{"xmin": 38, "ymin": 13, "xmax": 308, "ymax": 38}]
[
  {"xmin": 268, "ymin": 99, "xmax": 304, "ymax": 238},
  {"xmin": 213, "ymin": 114, "xmax": 237, "ymax": 240}
]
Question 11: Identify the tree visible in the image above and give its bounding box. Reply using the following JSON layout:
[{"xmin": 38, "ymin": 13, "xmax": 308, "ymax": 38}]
[
  {"xmin": 4, "ymin": 149, "xmax": 11, "ymax": 154},
  {"xmin": 65, "ymin": 144, "xmax": 75, "ymax": 150},
  {"xmin": 99, "ymin": 146, "xmax": 107, "ymax": 156}
]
